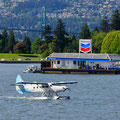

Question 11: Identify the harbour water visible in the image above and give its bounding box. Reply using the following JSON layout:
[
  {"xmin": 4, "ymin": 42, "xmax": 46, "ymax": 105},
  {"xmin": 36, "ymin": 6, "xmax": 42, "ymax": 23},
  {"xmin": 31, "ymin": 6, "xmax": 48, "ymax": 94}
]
[{"xmin": 0, "ymin": 64, "xmax": 120, "ymax": 120}]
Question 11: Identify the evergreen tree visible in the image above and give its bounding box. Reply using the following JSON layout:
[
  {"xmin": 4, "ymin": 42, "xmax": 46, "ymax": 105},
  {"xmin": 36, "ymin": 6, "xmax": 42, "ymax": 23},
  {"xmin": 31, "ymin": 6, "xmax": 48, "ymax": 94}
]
[
  {"xmin": 54, "ymin": 19, "xmax": 68, "ymax": 52},
  {"xmin": 42, "ymin": 25, "xmax": 52, "ymax": 43},
  {"xmin": 93, "ymin": 27, "xmax": 99, "ymax": 33},
  {"xmin": 1, "ymin": 29, "xmax": 8, "ymax": 52},
  {"xmin": 71, "ymin": 35, "xmax": 78, "ymax": 53},
  {"xmin": 0, "ymin": 34, "xmax": 3, "ymax": 52},
  {"xmin": 100, "ymin": 16, "xmax": 110, "ymax": 32},
  {"xmin": 23, "ymin": 36, "xmax": 31, "ymax": 53},
  {"xmin": 0, "ymin": 34, "xmax": 2, "ymax": 40},
  {"xmin": 0, "ymin": 39, "xmax": 2, "ymax": 52},
  {"xmin": 2, "ymin": 29, "xmax": 8, "ymax": 40},
  {"xmin": 79, "ymin": 23, "xmax": 91, "ymax": 39},
  {"xmin": 68, "ymin": 35, "xmax": 78, "ymax": 53},
  {"xmin": 8, "ymin": 30, "xmax": 16, "ymax": 53},
  {"xmin": 111, "ymin": 9, "xmax": 120, "ymax": 30}
]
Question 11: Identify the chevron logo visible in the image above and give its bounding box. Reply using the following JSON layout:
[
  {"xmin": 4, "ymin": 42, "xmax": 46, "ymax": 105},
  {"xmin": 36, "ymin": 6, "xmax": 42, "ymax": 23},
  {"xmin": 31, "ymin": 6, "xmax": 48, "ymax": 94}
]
[
  {"xmin": 79, "ymin": 39, "xmax": 91, "ymax": 53},
  {"xmin": 80, "ymin": 47, "xmax": 90, "ymax": 52},
  {"xmin": 81, "ymin": 43, "xmax": 90, "ymax": 48}
]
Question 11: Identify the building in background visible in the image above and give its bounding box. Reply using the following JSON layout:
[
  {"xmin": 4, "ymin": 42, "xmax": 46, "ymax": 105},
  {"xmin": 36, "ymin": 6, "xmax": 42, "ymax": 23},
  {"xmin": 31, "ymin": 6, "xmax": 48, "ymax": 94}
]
[{"xmin": 47, "ymin": 53, "xmax": 120, "ymax": 69}]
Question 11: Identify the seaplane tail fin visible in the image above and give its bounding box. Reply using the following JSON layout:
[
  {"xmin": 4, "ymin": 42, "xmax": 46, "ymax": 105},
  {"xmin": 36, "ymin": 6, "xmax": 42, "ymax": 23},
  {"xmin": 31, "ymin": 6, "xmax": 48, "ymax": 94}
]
[
  {"xmin": 16, "ymin": 75, "xmax": 25, "ymax": 94},
  {"xmin": 16, "ymin": 75, "xmax": 24, "ymax": 84}
]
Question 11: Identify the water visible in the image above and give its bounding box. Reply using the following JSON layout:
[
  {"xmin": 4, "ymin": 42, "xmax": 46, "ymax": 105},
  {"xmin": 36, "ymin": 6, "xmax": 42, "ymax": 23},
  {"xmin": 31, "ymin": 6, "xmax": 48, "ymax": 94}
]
[{"xmin": 0, "ymin": 64, "xmax": 120, "ymax": 120}]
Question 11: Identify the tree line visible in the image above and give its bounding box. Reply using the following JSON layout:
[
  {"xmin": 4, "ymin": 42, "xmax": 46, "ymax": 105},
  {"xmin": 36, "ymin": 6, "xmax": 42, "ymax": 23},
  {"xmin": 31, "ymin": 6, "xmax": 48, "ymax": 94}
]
[{"xmin": 0, "ymin": 9, "xmax": 120, "ymax": 57}]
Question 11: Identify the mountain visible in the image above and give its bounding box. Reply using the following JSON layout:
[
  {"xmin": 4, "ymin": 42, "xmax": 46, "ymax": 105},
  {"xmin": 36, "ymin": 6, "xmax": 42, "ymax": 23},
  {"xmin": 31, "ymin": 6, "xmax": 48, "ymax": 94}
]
[{"xmin": 0, "ymin": 0, "xmax": 120, "ymax": 39}]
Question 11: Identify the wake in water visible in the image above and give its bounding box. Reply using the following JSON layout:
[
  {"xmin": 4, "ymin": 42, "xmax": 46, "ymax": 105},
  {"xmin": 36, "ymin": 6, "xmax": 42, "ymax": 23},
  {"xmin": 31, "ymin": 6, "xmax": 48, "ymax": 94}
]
[
  {"xmin": 0, "ymin": 96, "xmax": 46, "ymax": 100},
  {"xmin": 0, "ymin": 96, "xmax": 70, "ymax": 100}
]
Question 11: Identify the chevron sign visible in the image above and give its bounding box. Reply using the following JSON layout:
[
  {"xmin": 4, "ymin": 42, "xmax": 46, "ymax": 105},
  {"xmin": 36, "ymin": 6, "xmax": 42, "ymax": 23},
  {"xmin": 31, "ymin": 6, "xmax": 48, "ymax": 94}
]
[{"xmin": 79, "ymin": 39, "xmax": 92, "ymax": 53}]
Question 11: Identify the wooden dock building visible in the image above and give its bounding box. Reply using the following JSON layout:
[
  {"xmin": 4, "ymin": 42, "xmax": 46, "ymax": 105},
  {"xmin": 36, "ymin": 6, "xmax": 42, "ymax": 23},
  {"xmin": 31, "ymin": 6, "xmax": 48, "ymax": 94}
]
[{"xmin": 39, "ymin": 53, "xmax": 120, "ymax": 74}]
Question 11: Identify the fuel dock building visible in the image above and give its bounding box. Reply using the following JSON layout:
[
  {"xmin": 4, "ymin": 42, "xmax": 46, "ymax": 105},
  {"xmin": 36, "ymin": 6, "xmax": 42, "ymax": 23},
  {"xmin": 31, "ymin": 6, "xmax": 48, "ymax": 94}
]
[{"xmin": 47, "ymin": 53, "xmax": 120, "ymax": 70}]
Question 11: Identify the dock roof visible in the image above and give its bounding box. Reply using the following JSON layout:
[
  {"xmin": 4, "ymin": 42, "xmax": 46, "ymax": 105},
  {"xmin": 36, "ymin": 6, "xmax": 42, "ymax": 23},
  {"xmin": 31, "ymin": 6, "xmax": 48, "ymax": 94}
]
[{"xmin": 47, "ymin": 53, "xmax": 120, "ymax": 62}]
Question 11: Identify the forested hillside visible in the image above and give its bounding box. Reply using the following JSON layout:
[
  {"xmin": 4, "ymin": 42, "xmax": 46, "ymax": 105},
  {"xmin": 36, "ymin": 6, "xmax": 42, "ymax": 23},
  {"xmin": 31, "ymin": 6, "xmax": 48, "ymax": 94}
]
[
  {"xmin": 1, "ymin": 8, "xmax": 120, "ymax": 56},
  {"xmin": 0, "ymin": 0, "xmax": 120, "ymax": 39}
]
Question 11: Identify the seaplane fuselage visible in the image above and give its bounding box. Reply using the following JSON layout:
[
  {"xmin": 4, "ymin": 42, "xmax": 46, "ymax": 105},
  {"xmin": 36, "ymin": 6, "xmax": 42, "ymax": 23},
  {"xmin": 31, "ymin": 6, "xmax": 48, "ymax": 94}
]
[
  {"xmin": 15, "ymin": 75, "xmax": 77, "ymax": 99},
  {"xmin": 16, "ymin": 84, "xmax": 68, "ymax": 94}
]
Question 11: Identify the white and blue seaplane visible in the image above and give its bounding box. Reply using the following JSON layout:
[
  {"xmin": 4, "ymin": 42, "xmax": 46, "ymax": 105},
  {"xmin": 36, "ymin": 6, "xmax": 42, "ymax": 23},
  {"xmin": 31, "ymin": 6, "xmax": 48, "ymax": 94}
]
[{"xmin": 14, "ymin": 75, "xmax": 78, "ymax": 100}]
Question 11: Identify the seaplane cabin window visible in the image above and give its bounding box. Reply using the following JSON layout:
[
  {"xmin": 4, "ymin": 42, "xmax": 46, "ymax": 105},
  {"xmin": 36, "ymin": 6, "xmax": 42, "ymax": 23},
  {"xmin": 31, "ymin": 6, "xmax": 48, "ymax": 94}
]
[
  {"xmin": 42, "ymin": 85, "xmax": 49, "ymax": 88},
  {"xmin": 57, "ymin": 61, "xmax": 60, "ymax": 64},
  {"xmin": 46, "ymin": 86, "xmax": 49, "ymax": 88},
  {"xmin": 33, "ymin": 87, "xmax": 35, "ymax": 89}
]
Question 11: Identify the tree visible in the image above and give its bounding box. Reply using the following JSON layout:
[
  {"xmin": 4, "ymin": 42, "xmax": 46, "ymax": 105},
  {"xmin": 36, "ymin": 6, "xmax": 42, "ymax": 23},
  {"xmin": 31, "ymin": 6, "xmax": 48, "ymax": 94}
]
[
  {"xmin": 38, "ymin": 42, "xmax": 48, "ymax": 54},
  {"xmin": 42, "ymin": 25, "xmax": 52, "ymax": 43},
  {"xmin": 101, "ymin": 31, "xmax": 120, "ymax": 54},
  {"xmin": 1, "ymin": 29, "xmax": 8, "ymax": 52},
  {"xmin": 64, "ymin": 35, "xmax": 78, "ymax": 53},
  {"xmin": 111, "ymin": 9, "xmax": 120, "ymax": 30},
  {"xmin": 54, "ymin": 19, "xmax": 68, "ymax": 52},
  {"xmin": 0, "ymin": 39, "xmax": 2, "ymax": 52},
  {"xmin": 93, "ymin": 27, "xmax": 99, "ymax": 33},
  {"xmin": 71, "ymin": 35, "xmax": 79, "ymax": 53},
  {"xmin": 14, "ymin": 42, "xmax": 26, "ymax": 53},
  {"xmin": 2, "ymin": 29, "xmax": 8, "ymax": 40},
  {"xmin": 23, "ymin": 36, "xmax": 31, "ymax": 53},
  {"xmin": 41, "ymin": 49, "xmax": 51, "ymax": 58},
  {"xmin": 8, "ymin": 30, "xmax": 16, "ymax": 53},
  {"xmin": 79, "ymin": 23, "xmax": 91, "ymax": 39},
  {"xmin": 31, "ymin": 38, "xmax": 43, "ymax": 53},
  {"xmin": 0, "ymin": 34, "xmax": 2, "ymax": 40},
  {"xmin": 100, "ymin": 16, "xmax": 110, "ymax": 32},
  {"xmin": 92, "ymin": 31, "xmax": 106, "ymax": 53},
  {"xmin": 48, "ymin": 35, "xmax": 57, "ymax": 53}
]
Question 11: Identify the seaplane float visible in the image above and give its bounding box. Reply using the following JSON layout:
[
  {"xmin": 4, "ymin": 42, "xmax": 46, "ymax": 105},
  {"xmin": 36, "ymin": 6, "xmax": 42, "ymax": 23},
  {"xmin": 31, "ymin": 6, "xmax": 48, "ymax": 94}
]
[{"xmin": 12, "ymin": 75, "xmax": 78, "ymax": 100}]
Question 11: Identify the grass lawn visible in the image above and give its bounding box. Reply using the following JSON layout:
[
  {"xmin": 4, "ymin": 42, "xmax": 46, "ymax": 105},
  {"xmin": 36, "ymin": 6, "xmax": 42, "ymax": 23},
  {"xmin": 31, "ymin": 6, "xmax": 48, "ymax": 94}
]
[{"xmin": 0, "ymin": 53, "xmax": 42, "ymax": 61}]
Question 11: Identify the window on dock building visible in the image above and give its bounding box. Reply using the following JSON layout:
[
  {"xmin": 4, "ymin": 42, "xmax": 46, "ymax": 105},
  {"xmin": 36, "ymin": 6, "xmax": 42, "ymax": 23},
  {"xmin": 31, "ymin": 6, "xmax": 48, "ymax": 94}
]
[
  {"xmin": 57, "ymin": 61, "xmax": 60, "ymax": 64},
  {"xmin": 73, "ymin": 61, "xmax": 76, "ymax": 65}
]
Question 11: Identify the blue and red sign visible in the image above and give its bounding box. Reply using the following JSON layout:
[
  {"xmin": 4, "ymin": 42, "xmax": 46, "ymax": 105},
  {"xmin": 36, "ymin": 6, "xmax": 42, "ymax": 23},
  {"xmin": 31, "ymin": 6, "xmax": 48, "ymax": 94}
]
[{"xmin": 79, "ymin": 39, "xmax": 92, "ymax": 53}]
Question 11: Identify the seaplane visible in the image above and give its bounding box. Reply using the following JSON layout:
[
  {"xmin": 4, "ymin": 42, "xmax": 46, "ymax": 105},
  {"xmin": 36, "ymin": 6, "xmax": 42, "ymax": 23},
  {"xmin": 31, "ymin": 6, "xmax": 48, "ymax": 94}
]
[{"xmin": 13, "ymin": 75, "xmax": 78, "ymax": 100}]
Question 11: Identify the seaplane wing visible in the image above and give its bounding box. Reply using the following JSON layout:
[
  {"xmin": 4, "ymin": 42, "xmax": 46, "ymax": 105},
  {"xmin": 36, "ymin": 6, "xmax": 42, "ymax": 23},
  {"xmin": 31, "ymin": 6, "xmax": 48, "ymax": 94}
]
[
  {"xmin": 51, "ymin": 81, "xmax": 78, "ymax": 85},
  {"xmin": 13, "ymin": 75, "xmax": 78, "ymax": 100},
  {"xmin": 16, "ymin": 82, "xmax": 48, "ymax": 86},
  {"xmin": 15, "ymin": 75, "xmax": 77, "ymax": 86}
]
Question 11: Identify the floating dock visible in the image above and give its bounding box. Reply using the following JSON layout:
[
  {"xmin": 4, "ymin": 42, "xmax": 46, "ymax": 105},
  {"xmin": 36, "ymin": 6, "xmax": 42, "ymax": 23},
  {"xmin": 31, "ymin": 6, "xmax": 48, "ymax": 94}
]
[
  {"xmin": 1, "ymin": 60, "xmax": 120, "ymax": 74},
  {"xmin": 40, "ymin": 68, "xmax": 120, "ymax": 74}
]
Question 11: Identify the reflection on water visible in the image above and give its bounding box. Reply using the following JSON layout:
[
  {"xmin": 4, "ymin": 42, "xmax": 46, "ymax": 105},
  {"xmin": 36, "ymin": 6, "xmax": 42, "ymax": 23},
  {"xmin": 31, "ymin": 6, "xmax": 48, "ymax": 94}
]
[{"xmin": 0, "ymin": 64, "xmax": 120, "ymax": 120}]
